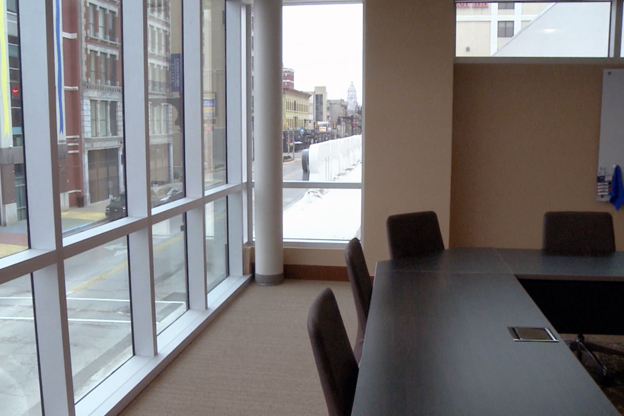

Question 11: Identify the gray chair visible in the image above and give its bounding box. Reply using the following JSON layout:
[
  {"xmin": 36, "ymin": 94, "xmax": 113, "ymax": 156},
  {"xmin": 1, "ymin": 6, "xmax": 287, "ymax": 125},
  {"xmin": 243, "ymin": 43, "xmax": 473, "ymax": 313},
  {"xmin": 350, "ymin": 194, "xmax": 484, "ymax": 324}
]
[
  {"xmin": 542, "ymin": 211, "xmax": 624, "ymax": 378},
  {"xmin": 308, "ymin": 288, "xmax": 359, "ymax": 416},
  {"xmin": 386, "ymin": 211, "xmax": 445, "ymax": 260},
  {"xmin": 543, "ymin": 211, "xmax": 615, "ymax": 256},
  {"xmin": 345, "ymin": 238, "xmax": 373, "ymax": 364}
]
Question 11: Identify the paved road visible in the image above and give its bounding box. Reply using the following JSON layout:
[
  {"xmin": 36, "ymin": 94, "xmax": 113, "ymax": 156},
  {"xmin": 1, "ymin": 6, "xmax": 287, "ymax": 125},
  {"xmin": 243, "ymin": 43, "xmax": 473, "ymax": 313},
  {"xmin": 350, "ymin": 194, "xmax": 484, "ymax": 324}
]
[{"xmin": 283, "ymin": 151, "xmax": 308, "ymax": 210}]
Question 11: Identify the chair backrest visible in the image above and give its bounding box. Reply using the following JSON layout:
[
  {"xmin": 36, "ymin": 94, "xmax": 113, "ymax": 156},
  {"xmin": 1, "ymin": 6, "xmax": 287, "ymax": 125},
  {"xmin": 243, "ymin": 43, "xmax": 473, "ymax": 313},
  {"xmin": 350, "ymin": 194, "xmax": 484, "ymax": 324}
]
[
  {"xmin": 542, "ymin": 211, "xmax": 615, "ymax": 256},
  {"xmin": 308, "ymin": 288, "xmax": 359, "ymax": 416},
  {"xmin": 386, "ymin": 211, "xmax": 445, "ymax": 260},
  {"xmin": 345, "ymin": 238, "xmax": 373, "ymax": 364}
]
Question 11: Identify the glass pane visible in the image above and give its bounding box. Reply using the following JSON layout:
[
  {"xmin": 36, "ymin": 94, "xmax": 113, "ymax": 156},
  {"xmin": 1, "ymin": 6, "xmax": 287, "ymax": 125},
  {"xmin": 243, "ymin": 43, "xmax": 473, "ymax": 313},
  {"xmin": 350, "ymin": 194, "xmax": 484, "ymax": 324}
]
[
  {"xmin": 0, "ymin": 275, "xmax": 42, "ymax": 416},
  {"xmin": 456, "ymin": 2, "xmax": 611, "ymax": 57},
  {"xmin": 273, "ymin": 4, "xmax": 364, "ymax": 242},
  {"xmin": 202, "ymin": 0, "xmax": 226, "ymax": 190},
  {"xmin": 148, "ymin": 1, "xmax": 185, "ymax": 208},
  {"xmin": 65, "ymin": 238, "xmax": 132, "ymax": 401},
  {"xmin": 56, "ymin": 1, "xmax": 126, "ymax": 234},
  {"xmin": 206, "ymin": 199, "xmax": 227, "ymax": 293},
  {"xmin": 152, "ymin": 215, "xmax": 188, "ymax": 334},
  {"xmin": 283, "ymin": 188, "xmax": 362, "ymax": 241},
  {"xmin": 0, "ymin": 5, "xmax": 29, "ymax": 258},
  {"xmin": 281, "ymin": 4, "xmax": 363, "ymax": 183}
]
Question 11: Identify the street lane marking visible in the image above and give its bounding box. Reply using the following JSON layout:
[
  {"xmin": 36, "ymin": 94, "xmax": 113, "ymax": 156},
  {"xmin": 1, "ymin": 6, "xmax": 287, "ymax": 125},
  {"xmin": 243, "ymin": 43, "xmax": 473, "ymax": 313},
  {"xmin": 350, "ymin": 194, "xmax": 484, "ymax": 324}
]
[
  {"xmin": 0, "ymin": 317, "xmax": 129, "ymax": 324},
  {"xmin": 67, "ymin": 233, "xmax": 185, "ymax": 294}
]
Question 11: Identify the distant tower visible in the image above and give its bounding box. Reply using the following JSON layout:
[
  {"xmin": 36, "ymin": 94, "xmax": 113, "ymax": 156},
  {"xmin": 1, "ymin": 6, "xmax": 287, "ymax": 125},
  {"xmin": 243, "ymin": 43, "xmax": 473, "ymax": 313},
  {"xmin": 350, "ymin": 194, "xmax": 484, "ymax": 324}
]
[
  {"xmin": 282, "ymin": 68, "xmax": 295, "ymax": 90},
  {"xmin": 347, "ymin": 82, "xmax": 357, "ymax": 115}
]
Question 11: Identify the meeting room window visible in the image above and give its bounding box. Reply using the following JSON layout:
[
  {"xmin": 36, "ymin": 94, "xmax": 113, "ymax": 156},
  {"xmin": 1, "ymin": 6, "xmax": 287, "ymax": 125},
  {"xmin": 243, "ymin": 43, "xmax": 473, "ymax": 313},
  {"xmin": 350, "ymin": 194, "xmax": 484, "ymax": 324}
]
[
  {"xmin": 0, "ymin": 1, "xmax": 245, "ymax": 414},
  {"xmin": 276, "ymin": 2, "xmax": 363, "ymax": 242},
  {"xmin": 456, "ymin": 1, "xmax": 613, "ymax": 57}
]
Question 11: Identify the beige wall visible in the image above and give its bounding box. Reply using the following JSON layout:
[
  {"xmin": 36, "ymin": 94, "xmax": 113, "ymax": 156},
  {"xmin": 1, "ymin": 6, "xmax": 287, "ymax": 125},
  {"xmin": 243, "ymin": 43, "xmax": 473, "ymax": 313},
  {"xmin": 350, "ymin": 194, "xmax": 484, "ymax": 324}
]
[
  {"xmin": 451, "ymin": 63, "xmax": 624, "ymax": 249},
  {"xmin": 361, "ymin": 0, "xmax": 456, "ymax": 266}
]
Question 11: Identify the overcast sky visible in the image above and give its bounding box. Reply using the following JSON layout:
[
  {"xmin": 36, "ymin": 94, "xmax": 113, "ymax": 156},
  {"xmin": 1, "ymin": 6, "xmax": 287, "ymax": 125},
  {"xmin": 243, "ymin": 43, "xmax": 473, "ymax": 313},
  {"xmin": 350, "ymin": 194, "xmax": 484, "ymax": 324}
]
[{"xmin": 282, "ymin": 4, "xmax": 363, "ymax": 104}]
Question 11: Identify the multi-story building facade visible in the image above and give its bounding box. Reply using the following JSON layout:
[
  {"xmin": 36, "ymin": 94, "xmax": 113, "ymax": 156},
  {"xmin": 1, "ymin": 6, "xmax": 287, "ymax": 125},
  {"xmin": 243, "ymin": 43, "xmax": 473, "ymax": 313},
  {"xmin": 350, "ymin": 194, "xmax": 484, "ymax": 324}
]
[
  {"xmin": 455, "ymin": 2, "xmax": 549, "ymax": 57},
  {"xmin": 282, "ymin": 68, "xmax": 311, "ymax": 130},
  {"xmin": 327, "ymin": 98, "xmax": 347, "ymax": 137},
  {"xmin": 0, "ymin": 1, "xmax": 25, "ymax": 225},
  {"xmin": 310, "ymin": 86, "xmax": 327, "ymax": 124},
  {"xmin": 347, "ymin": 81, "xmax": 357, "ymax": 115},
  {"xmin": 283, "ymin": 89, "xmax": 311, "ymax": 130},
  {"xmin": 80, "ymin": 0, "xmax": 123, "ymax": 206}
]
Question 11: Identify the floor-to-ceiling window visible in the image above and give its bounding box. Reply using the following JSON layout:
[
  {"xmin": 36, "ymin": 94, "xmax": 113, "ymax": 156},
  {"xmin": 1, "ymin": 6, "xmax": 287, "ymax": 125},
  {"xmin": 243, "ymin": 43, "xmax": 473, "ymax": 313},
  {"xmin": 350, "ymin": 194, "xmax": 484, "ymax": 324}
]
[
  {"xmin": 0, "ymin": 1, "xmax": 248, "ymax": 415},
  {"xmin": 256, "ymin": 1, "xmax": 364, "ymax": 243}
]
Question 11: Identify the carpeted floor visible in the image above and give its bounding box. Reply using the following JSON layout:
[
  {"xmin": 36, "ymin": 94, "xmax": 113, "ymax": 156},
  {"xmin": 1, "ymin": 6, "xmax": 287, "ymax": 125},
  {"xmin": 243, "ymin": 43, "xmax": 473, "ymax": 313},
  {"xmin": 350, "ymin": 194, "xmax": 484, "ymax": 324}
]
[
  {"xmin": 119, "ymin": 280, "xmax": 624, "ymax": 416},
  {"xmin": 566, "ymin": 334, "xmax": 624, "ymax": 415},
  {"xmin": 119, "ymin": 280, "xmax": 356, "ymax": 416}
]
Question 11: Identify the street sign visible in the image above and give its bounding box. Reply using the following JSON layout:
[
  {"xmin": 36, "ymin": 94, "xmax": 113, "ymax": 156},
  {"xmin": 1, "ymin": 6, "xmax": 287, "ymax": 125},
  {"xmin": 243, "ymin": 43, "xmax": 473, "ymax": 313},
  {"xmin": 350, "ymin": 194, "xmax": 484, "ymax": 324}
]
[{"xmin": 300, "ymin": 127, "xmax": 304, "ymax": 134}]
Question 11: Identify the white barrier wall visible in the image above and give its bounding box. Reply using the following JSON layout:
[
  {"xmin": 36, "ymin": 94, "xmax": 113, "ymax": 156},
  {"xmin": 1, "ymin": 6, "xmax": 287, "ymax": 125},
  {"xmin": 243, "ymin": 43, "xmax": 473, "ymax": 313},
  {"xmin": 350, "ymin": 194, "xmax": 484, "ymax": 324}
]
[{"xmin": 307, "ymin": 135, "xmax": 362, "ymax": 182}]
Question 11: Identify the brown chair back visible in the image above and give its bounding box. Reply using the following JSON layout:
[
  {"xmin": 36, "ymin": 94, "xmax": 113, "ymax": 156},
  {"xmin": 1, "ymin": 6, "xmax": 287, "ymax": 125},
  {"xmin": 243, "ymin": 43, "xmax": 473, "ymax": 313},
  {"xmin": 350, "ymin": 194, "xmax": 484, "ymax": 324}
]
[
  {"xmin": 386, "ymin": 211, "xmax": 445, "ymax": 260},
  {"xmin": 308, "ymin": 288, "xmax": 359, "ymax": 416},
  {"xmin": 345, "ymin": 238, "xmax": 372, "ymax": 363},
  {"xmin": 542, "ymin": 211, "xmax": 615, "ymax": 256}
]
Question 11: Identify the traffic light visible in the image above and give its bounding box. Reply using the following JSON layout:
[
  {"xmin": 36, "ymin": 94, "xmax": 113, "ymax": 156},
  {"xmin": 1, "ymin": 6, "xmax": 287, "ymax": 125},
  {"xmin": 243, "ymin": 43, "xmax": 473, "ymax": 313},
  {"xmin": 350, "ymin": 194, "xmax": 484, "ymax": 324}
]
[{"xmin": 352, "ymin": 119, "xmax": 355, "ymax": 126}]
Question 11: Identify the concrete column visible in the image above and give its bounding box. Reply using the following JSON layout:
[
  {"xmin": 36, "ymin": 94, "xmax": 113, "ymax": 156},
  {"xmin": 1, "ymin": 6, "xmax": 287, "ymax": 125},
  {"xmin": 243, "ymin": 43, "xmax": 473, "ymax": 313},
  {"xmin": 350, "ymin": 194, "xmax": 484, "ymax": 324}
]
[{"xmin": 254, "ymin": 0, "xmax": 283, "ymax": 285}]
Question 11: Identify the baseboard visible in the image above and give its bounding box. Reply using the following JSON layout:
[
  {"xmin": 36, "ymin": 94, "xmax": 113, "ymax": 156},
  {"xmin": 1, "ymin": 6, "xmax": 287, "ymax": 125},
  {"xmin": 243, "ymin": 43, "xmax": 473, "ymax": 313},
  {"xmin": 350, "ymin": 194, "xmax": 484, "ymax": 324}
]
[{"xmin": 284, "ymin": 264, "xmax": 349, "ymax": 281}]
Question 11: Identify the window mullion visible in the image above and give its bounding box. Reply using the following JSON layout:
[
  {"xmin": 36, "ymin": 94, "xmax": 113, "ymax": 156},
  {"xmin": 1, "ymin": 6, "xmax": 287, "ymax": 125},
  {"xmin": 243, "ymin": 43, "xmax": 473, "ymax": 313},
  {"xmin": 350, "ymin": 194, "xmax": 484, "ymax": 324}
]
[
  {"xmin": 122, "ymin": 0, "xmax": 157, "ymax": 357},
  {"xmin": 226, "ymin": 0, "xmax": 246, "ymax": 276},
  {"xmin": 610, "ymin": 0, "xmax": 623, "ymax": 57},
  {"xmin": 21, "ymin": 1, "xmax": 74, "ymax": 415},
  {"xmin": 183, "ymin": 0, "xmax": 207, "ymax": 309}
]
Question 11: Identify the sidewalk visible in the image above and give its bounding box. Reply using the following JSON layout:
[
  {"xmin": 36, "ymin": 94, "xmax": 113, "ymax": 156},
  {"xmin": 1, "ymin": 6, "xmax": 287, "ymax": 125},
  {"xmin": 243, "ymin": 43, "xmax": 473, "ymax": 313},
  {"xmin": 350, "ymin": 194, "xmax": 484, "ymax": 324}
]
[{"xmin": 0, "ymin": 200, "xmax": 111, "ymax": 258}]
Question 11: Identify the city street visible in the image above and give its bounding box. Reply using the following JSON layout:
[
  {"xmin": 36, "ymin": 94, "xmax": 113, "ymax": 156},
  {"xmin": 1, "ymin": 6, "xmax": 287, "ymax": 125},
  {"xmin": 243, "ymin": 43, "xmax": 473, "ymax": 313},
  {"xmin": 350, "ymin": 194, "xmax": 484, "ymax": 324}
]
[
  {"xmin": 0, "ymin": 215, "xmax": 193, "ymax": 414},
  {"xmin": 0, "ymin": 149, "xmax": 340, "ymax": 415},
  {"xmin": 282, "ymin": 150, "xmax": 308, "ymax": 210}
]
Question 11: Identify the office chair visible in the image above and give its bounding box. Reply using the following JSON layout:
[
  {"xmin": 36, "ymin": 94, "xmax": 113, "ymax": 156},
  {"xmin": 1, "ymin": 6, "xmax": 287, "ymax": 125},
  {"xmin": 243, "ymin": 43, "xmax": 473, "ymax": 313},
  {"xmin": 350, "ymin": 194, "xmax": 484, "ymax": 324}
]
[
  {"xmin": 386, "ymin": 211, "xmax": 445, "ymax": 260},
  {"xmin": 542, "ymin": 211, "xmax": 624, "ymax": 378},
  {"xmin": 307, "ymin": 288, "xmax": 359, "ymax": 416},
  {"xmin": 345, "ymin": 238, "xmax": 373, "ymax": 364}
]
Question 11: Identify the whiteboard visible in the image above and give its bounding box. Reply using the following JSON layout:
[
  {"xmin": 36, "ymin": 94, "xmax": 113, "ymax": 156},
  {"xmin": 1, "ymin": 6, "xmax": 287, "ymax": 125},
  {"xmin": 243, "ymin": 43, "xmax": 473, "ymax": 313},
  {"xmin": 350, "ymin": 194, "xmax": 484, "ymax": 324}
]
[{"xmin": 597, "ymin": 69, "xmax": 624, "ymax": 201}]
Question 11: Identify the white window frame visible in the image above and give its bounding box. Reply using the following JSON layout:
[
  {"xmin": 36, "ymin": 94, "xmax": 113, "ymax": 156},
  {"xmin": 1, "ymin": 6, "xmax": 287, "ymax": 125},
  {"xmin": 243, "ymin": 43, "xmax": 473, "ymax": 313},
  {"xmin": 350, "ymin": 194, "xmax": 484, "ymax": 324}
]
[
  {"xmin": 6, "ymin": 2, "xmax": 251, "ymax": 415},
  {"xmin": 455, "ymin": 0, "xmax": 624, "ymax": 60},
  {"xmin": 279, "ymin": 1, "xmax": 364, "ymax": 248}
]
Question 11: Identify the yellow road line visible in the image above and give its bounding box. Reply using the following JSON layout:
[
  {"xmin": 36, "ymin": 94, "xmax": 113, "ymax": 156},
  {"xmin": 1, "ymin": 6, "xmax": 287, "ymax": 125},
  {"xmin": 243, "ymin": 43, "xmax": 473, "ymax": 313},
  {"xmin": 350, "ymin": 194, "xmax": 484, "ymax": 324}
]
[{"xmin": 67, "ymin": 233, "xmax": 184, "ymax": 294}]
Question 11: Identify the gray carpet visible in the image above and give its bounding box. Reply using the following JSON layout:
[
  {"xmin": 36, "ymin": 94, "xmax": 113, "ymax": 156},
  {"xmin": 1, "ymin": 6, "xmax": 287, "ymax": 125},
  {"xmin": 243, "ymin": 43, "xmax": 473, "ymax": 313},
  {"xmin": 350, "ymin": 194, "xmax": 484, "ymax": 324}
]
[
  {"xmin": 119, "ymin": 280, "xmax": 357, "ymax": 416},
  {"xmin": 119, "ymin": 280, "xmax": 624, "ymax": 416}
]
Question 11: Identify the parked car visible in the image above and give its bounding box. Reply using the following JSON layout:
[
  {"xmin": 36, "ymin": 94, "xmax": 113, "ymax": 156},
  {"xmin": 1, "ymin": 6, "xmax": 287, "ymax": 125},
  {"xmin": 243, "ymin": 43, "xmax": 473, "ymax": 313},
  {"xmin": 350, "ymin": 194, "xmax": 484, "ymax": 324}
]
[
  {"xmin": 160, "ymin": 187, "xmax": 184, "ymax": 205},
  {"xmin": 105, "ymin": 193, "xmax": 126, "ymax": 221}
]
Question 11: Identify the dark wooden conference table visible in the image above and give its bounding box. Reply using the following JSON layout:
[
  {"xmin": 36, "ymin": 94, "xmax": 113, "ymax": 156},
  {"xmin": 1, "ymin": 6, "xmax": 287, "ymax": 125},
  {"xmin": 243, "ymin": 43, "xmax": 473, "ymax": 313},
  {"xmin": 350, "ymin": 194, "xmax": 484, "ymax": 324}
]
[{"xmin": 351, "ymin": 248, "xmax": 624, "ymax": 416}]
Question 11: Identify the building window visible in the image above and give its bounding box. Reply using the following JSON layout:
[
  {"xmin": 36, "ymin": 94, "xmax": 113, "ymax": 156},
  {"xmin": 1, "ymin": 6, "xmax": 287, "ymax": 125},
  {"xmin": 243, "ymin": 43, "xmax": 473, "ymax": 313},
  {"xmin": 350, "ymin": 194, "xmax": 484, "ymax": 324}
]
[
  {"xmin": 108, "ymin": 10, "xmax": 116, "ymax": 42},
  {"xmin": 98, "ymin": 7, "xmax": 106, "ymax": 39},
  {"xmin": 498, "ymin": 2, "xmax": 514, "ymax": 10},
  {"xmin": 110, "ymin": 54, "xmax": 117, "ymax": 84},
  {"xmin": 88, "ymin": 3, "xmax": 96, "ymax": 36},
  {"xmin": 90, "ymin": 100, "xmax": 118, "ymax": 137},
  {"xmin": 100, "ymin": 52, "xmax": 107, "ymax": 83},
  {"xmin": 89, "ymin": 50, "xmax": 96, "ymax": 82},
  {"xmin": 7, "ymin": 0, "xmax": 17, "ymax": 13},
  {"xmin": 498, "ymin": 20, "xmax": 514, "ymax": 37},
  {"xmin": 90, "ymin": 100, "xmax": 98, "ymax": 136}
]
